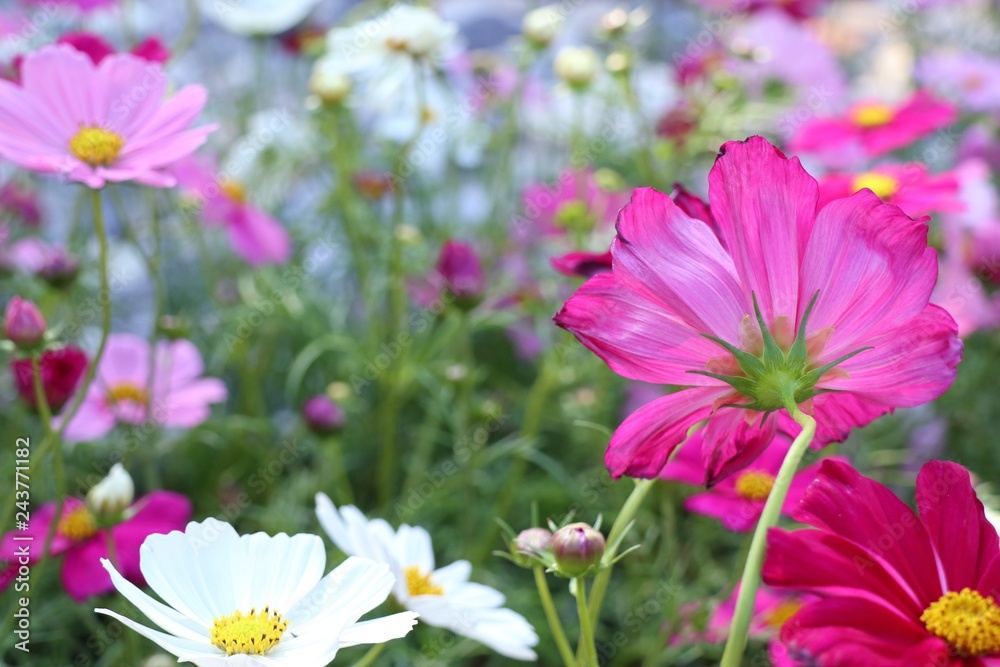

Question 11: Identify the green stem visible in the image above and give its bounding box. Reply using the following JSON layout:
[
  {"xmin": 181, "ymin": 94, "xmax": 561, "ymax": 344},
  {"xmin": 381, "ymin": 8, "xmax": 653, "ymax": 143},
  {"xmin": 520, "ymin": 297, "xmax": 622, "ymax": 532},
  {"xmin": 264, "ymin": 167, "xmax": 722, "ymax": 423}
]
[
  {"xmin": 349, "ymin": 642, "xmax": 386, "ymax": 667},
  {"xmin": 30, "ymin": 355, "xmax": 52, "ymax": 434},
  {"xmin": 720, "ymin": 405, "xmax": 816, "ymax": 667},
  {"xmin": 575, "ymin": 577, "xmax": 599, "ymax": 667},
  {"xmin": 533, "ymin": 567, "xmax": 576, "ymax": 667},
  {"xmin": 324, "ymin": 436, "xmax": 355, "ymax": 506}
]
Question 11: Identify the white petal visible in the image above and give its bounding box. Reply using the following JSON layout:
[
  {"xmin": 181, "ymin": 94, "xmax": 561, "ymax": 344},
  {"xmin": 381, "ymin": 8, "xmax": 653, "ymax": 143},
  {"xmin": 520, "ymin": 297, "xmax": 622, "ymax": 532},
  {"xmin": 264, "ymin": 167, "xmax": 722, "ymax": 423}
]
[
  {"xmin": 395, "ymin": 524, "xmax": 435, "ymax": 572},
  {"xmin": 98, "ymin": 558, "xmax": 207, "ymax": 641},
  {"xmin": 431, "ymin": 560, "xmax": 472, "ymax": 589},
  {"xmin": 444, "ymin": 581, "xmax": 506, "ymax": 608},
  {"xmin": 459, "ymin": 608, "xmax": 539, "ymax": 661},
  {"xmin": 337, "ymin": 612, "xmax": 419, "ymax": 648},
  {"xmin": 238, "ymin": 532, "xmax": 325, "ymax": 613},
  {"xmin": 94, "ymin": 608, "xmax": 215, "ymax": 661},
  {"xmin": 315, "ymin": 494, "xmax": 388, "ymax": 563},
  {"xmin": 284, "ymin": 557, "xmax": 395, "ymax": 632}
]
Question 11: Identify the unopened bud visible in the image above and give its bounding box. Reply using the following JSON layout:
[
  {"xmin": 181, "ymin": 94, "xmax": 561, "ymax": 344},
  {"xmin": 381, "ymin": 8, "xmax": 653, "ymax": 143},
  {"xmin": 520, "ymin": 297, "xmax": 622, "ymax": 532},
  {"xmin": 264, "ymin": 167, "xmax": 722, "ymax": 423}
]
[
  {"xmin": 512, "ymin": 527, "xmax": 553, "ymax": 566},
  {"xmin": 4, "ymin": 296, "xmax": 46, "ymax": 349},
  {"xmin": 310, "ymin": 59, "xmax": 352, "ymax": 104},
  {"xmin": 552, "ymin": 522, "xmax": 605, "ymax": 577},
  {"xmin": 522, "ymin": 6, "xmax": 562, "ymax": 48},
  {"xmin": 554, "ymin": 47, "xmax": 598, "ymax": 88},
  {"xmin": 87, "ymin": 464, "xmax": 135, "ymax": 517},
  {"xmin": 302, "ymin": 394, "xmax": 345, "ymax": 435}
]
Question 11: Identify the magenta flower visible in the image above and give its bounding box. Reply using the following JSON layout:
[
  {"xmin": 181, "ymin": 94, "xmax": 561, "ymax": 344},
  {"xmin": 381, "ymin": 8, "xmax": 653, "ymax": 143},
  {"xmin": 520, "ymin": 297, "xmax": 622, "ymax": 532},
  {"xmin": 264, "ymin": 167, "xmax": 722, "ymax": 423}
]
[
  {"xmin": 764, "ymin": 459, "xmax": 1000, "ymax": 665},
  {"xmin": 0, "ymin": 44, "xmax": 213, "ymax": 188},
  {"xmin": 519, "ymin": 169, "xmax": 628, "ymax": 239},
  {"xmin": 817, "ymin": 163, "xmax": 963, "ymax": 218},
  {"xmin": 662, "ymin": 434, "xmax": 835, "ymax": 532},
  {"xmin": 57, "ymin": 32, "xmax": 171, "ymax": 65},
  {"xmin": 3, "ymin": 295, "xmax": 46, "ymax": 348},
  {"xmin": 696, "ymin": 0, "xmax": 828, "ymax": 19},
  {"xmin": 555, "ymin": 136, "xmax": 961, "ymax": 483},
  {"xmin": 172, "ymin": 155, "xmax": 292, "ymax": 267},
  {"xmin": 58, "ymin": 333, "xmax": 227, "ymax": 443},
  {"xmin": 436, "ymin": 239, "xmax": 485, "ymax": 303},
  {"xmin": 790, "ymin": 92, "xmax": 957, "ymax": 168},
  {"xmin": 0, "ymin": 181, "xmax": 40, "ymax": 226},
  {"xmin": 11, "ymin": 346, "xmax": 88, "ymax": 411},
  {"xmin": 0, "ymin": 491, "xmax": 189, "ymax": 601}
]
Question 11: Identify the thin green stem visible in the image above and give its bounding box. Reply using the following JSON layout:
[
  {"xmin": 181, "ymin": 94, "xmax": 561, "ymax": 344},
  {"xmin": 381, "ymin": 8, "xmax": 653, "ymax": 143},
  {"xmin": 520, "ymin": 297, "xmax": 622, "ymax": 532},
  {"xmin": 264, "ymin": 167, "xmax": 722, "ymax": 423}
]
[
  {"xmin": 575, "ymin": 577, "xmax": 599, "ymax": 667},
  {"xmin": 30, "ymin": 355, "xmax": 52, "ymax": 434},
  {"xmin": 349, "ymin": 642, "xmax": 386, "ymax": 667},
  {"xmin": 720, "ymin": 405, "xmax": 816, "ymax": 667},
  {"xmin": 533, "ymin": 567, "xmax": 576, "ymax": 667}
]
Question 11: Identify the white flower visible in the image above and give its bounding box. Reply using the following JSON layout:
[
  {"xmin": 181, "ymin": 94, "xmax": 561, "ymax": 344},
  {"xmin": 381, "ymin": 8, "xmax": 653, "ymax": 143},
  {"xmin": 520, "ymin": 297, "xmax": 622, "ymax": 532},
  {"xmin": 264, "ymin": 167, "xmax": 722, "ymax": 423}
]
[
  {"xmin": 86, "ymin": 463, "xmax": 134, "ymax": 516},
  {"xmin": 200, "ymin": 0, "xmax": 322, "ymax": 36},
  {"xmin": 554, "ymin": 46, "xmax": 599, "ymax": 87},
  {"xmin": 316, "ymin": 494, "xmax": 539, "ymax": 661},
  {"xmin": 95, "ymin": 518, "xmax": 418, "ymax": 666},
  {"xmin": 522, "ymin": 6, "xmax": 563, "ymax": 48}
]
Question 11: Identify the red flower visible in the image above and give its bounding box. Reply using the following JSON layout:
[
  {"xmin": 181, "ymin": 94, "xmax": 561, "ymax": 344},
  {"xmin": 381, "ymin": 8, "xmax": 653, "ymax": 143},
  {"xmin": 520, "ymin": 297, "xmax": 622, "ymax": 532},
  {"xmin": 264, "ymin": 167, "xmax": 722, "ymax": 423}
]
[
  {"xmin": 11, "ymin": 346, "xmax": 88, "ymax": 411},
  {"xmin": 764, "ymin": 459, "xmax": 1000, "ymax": 665}
]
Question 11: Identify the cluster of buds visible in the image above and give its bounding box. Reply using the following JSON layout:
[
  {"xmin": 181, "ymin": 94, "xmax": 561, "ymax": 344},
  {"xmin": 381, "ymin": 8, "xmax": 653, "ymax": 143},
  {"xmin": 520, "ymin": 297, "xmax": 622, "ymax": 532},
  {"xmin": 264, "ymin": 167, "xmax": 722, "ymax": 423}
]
[{"xmin": 498, "ymin": 515, "xmax": 638, "ymax": 579}]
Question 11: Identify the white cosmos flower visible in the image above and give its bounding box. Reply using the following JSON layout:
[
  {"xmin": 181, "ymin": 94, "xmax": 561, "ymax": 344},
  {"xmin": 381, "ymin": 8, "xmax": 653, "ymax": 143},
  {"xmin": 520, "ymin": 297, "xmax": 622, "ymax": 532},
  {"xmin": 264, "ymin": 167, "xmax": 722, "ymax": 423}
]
[
  {"xmin": 200, "ymin": 0, "xmax": 323, "ymax": 36},
  {"xmin": 95, "ymin": 518, "xmax": 418, "ymax": 666},
  {"xmin": 315, "ymin": 494, "xmax": 539, "ymax": 661}
]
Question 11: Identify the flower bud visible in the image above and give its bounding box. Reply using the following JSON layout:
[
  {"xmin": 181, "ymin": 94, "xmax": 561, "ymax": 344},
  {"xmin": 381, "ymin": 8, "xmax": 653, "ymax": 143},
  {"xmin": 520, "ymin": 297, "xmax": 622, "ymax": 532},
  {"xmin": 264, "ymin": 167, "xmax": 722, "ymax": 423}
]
[
  {"xmin": 436, "ymin": 239, "xmax": 485, "ymax": 308},
  {"xmin": 302, "ymin": 394, "xmax": 345, "ymax": 435},
  {"xmin": 309, "ymin": 59, "xmax": 352, "ymax": 104},
  {"xmin": 157, "ymin": 315, "xmax": 191, "ymax": 340},
  {"xmin": 554, "ymin": 47, "xmax": 598, "ymax": 88},
  {"xmin": 4, "ymin": 296, "xmax": 46, "ymax": 349},
  {"xmin": 87, "ymin": 464, "xmax": 135, "ymax": 517},
  {"xmin": 552, "ymin": 522, "xmax": 605, "ymax": 576},
  {"xmin": 512, "ymin": 527, "xmax": 553, "ymax": 566},
  {"xmin": 522, "ymin": 6, "xmax": 562, "ymax": 48},
  {"xmin": 36, "ymin": 251, "xmax": 80, "ymax": 289},
  {"xmin": 11, "ymin": 346, "xmax": 88, "ymax": 411}
]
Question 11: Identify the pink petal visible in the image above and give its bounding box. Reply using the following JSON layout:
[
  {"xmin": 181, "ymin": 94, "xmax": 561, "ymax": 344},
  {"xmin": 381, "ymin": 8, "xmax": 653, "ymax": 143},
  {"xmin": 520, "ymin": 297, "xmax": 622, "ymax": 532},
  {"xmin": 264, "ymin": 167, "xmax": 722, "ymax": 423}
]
[
  {"xmin": 685, "ymin": 492, "xmax": 762, "ymax": 532},
  {"xmin": 226, "ymin": 206, "xmax": 292, "ymax": 266},
  {"xmin": 700, "ymin": 409, "xmax": 778, "ymax": 485},
  {"xmin": 60, "ymin": 535, "xmax": 112, "ymax": 601}
]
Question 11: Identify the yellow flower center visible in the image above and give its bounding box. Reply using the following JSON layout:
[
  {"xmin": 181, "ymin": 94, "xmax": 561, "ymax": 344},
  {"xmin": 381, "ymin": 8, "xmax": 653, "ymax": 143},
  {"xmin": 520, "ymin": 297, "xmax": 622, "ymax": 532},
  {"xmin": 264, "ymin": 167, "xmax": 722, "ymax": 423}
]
[
  {"xmin": 58, "ymin": 506, "xmax": 98, "ymax": 541},
  {"xmin": 850, "ymin": 103, "xmax": 895, "ymax": 128},
  {"xmin": 106, "ymin": 382, "xmax": 148, "ymax": 405},
  {"xmin": 734, "ymin": 470, "xmax": 776, "ymax": 501},
  {"xmin": 221, "ymin": 180, "xmax": 246, "ymax": 203},
  {"xmin": 210, "ymin": 607, "xmax": 289, "ymax": 656},
  {"xmin": 763, "ymin": 600, "xmax": 803, "ymax": 629},
  {"xmin": 921, "ymin": 588, "xmax": 1000, "ymax": 656},
  {"xmin": 385, "ymin": 36, "xmax": 411, "ymax": 52},
  {"xmin": 852, "ymin": 172, "xmax": 899, "ymax": 200},
  {"xmin": 405, "ymin": 566, "xmax": 444, "ymax": 597},
  {"xmin": 69, "ymin": 126, "xmax": 125, "ymax": 167}
]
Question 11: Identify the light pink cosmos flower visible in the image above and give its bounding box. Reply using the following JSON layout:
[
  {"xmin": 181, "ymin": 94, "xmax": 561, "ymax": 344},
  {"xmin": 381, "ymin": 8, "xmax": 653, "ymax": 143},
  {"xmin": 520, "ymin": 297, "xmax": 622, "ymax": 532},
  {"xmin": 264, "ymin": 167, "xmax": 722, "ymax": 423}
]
[
  {"xmin": 661, "ymin": 434, "xmax": 836, "ymax": 532},
  {"xmin": 555, "ymin": 136, "xmax": 961, "ymax": 484},
  {"xmin": 0, "ymin": 491, "xmax": 189, "ymax": 601},
  {"xmin": 918, "ymin": 52, "xmax": 1000, "ymax": 113},
  {"xmin": 58, "ymin": 333, "xmax": 227, "ymax": 443},
  {"xmin": 817, "ymin": 163, "xmax": 963, "ymax": 218},
  {"xmin": 171, "ymin": 155, "xmax": 292, "ymax": 267},
  {"xmin": 0, "ymin": 45, "xmax": 214, "ymax": 188},
  {"xmin": 519, "ymin": 168, "xmax": 628, "ymax": 240},
  {"xmin": 790, "ymin": 91, "xmax": 957, "ymax": 168}
]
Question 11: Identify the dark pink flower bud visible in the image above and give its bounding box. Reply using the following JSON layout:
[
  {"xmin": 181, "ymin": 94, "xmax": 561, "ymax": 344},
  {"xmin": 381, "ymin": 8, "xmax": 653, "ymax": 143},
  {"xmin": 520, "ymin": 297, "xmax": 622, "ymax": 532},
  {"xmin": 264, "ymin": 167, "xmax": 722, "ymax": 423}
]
[
  {"xmin": 302, "ymin": 395, "xmax": 345, "ymax": 435},
  {"xmin": 36, "ymin": 250, "xmax": 80, "ymax": 289},
  {"xmin": 57, "ymin": 32, "xmax": 116, "ymax": 64},
  {"xmin": 11, "ymin": 346, "xmax": 88, "ymax": 411},
  {"xmin": 131, "ymin": 37, "xmax": 170, "ymax": 64},
  {"xmin": 513, "ymin": 528, "xmax": 553, "ymax": 566},
  {"xmin": 436, "ymin": 239, "xmax": 484, "ymax": 306},
  {"xmin": 552, "ymin": 522, "xmax": 605, "ymax": 577},
  {"xmin": 4, "ymin": 297, "xmax": 46, "ymax": 348}
]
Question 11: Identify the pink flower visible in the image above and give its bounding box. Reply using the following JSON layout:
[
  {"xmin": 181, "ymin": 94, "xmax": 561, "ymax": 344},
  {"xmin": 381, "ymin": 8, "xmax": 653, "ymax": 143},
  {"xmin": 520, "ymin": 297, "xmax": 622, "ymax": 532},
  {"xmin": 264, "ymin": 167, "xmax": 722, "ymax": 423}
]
[
  {"xmin": 3, "ymin": 295, "xmax": 45, "ymax": 347},
  {"xmin": 57, "ymin": 32, "xmax": 171, "ymax": 65},
  {"xmin": 11, "ymin": 346, "xmax": 88, "ymax": 411},
  {"xmin": 790, "ymin": 91, "xmax": 957, "ymax": 168},
  {"xmin": 171, "ymin": 155, "xmax": 292, "ymax": 266},
  {"xmin": 436, "ymin": 239, "xmax": 485, "ymax": 302},
  {"xmin": 764, "ymin": 459, "xmax": 1000, "ymax": 665},
  {"xmin": 662, "ymin": 434, "xmax": 837, "ymax": 532},
  {"xmin": 0, "ymin": 491, "xmax": 189, "ymax": 601},
  {"xmin": 519, "ymin": 168, "xmax": 628, "ymax": 239},
  {"xmin": 817, "ymin": 163, "xmax": 963, "ymax": 218},
  {"xmin": 58, "ymin": 333, "xmax": 227, "ymax": 443},
  {"xmin": 0, "ymin": 181, "xmax": 40, "ymax": 226},
  {"xmin": 555, "ymin": 136, "xmax": 961, "ymax": 484},
  {"xmin": 23, "ymin": 0, "xmax": 117, "ymax": 11},
  {"xmin": 0, "ymin": 44, "xmax": 213, "ymax": 188},
  {"xmin": 696, "ymin": 0, "xmax": 829, "ymax": 19},
  {"xmin": 918, "ymin": 52, "xmax": 1000, "ymax": 112}
]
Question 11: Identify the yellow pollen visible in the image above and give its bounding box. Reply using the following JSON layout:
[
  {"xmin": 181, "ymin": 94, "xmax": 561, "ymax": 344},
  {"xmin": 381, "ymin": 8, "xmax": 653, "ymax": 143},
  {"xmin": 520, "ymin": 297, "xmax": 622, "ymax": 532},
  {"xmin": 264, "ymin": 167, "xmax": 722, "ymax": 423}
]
[
  {"xmin": 69, "ymin": 126, "xmax": 124, "ymax": 167},
  {"xmin": 385, "ymin": 36, "xmax": 410, "ymax": 52},
  {"xmin": 221, "ymin": 180, "xmax": 247, "ymax": 203},
  {"xmin": 921, "ymin": 588, "xmax": 1000, "ymax": 656},
  {"xmin": 763, "ymin": 600, "xmax": 803, "ymax": 629},
  {"xmin": 106, "ymin": 382, "xmax": 148, "ymax": 405},
  {"xmin": 58, "ymin": 506, "xmax": 98, "ymax": 541},
  {"xmin": 734, "ymin": 470, "xmax": 776, "ymax": 501},
  {"xmin": 405, "ymin": 566, "xmax": 444, "ymax": 597},
  {"xmin": 852, "ymin": 172, "xmax": 899, "ymax": 200},
  {"xmin": 210, "ymin": 607, "xmax": 289, "ymax": 656},
  {"xmin": 850, "ymin": 103, "xmax": 895, "ymax": 128}
]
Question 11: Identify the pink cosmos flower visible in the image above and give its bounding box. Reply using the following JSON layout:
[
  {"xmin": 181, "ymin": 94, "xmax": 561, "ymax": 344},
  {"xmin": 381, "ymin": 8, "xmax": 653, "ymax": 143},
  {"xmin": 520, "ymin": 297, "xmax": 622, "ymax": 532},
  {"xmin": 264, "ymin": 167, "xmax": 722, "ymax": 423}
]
[
  {"xmin": 58, "ymin": 333, "xmax": 227, "ymax": 443},
  {"xmin": 0, "ymin": 45, "xmax": 213, "ymax": 188},
  {"xmin": 10, "ymin": 345, "xmax": 88, "ymax": 411},
  {"xmin": 697, "ymin": 0, "xmax": 828, "ymax": 19},
  {"xmin": 661, "ymin": 434, "xmax": 836, "ymax": 532},
  {"xmin": 519, "ymin": 169, "xmax": 628, "ymax": 239},
  {"xmin": 818, "ymin": 163, "xmax": 963, "ymax": 218},
  {"xmin": 790, "ymin": 91, "xmax": 957, "ymax": 168},
  {"xmin": 918, "ymin": 53, "xmax": 1000, "ymax": 113},
  {"xmin": 0, "ymin": 491, "xmax": 189, "ymax": 601},
  {"xmin": 171, "ymin": 155, "xmax": 292, "ymax": 267},
  {"xmin": 764, "ymin": 459, "xmax": 1000, "ymax": 666},
  {"xmin": 555, "ymin": 136, "xmax": 961, "ymax": 484}
]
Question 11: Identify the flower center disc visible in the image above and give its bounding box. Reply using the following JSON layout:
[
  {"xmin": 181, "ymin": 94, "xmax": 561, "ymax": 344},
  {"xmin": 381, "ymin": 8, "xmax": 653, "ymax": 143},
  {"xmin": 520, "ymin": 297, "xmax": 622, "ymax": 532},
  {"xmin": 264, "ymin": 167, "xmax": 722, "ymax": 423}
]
[
  {"xmin": 106, "ymin": 382, "xmax": 149, "ymax": 406},
  {"xmin": 921, "ymin": 588, "xmax": 1000, "ymax": 656},
  {"xmin": 221, "ymin": 180, "xmax": 246, "ymax": 203},
  {"xmin": 763, "ymin": 599, "xmax": 803, "ymax": 629},
  {"xmin": 211, "ymin": 606, "xmax": 289, "ymax": 656},
  {"xmin": 851, "ymin": 103, "xmax": 894, "ymax": 128},
  {"xmin": 69, "ymin": 127, "xmax": 125, "ymax": 167},
  {"xmin": 58, "ymin": 506, "xmax": 98, "ymax": 541},
  {"xmin": 734, "ymin": 470, "xmax": 775, "ymax": 501},
  {"xmin": 852, "ymin": 172, "xmax": 899, "ymax": 200},
  {"xmin": 405, "ymin": 566, "xmax": 444, "ymax": 596}
]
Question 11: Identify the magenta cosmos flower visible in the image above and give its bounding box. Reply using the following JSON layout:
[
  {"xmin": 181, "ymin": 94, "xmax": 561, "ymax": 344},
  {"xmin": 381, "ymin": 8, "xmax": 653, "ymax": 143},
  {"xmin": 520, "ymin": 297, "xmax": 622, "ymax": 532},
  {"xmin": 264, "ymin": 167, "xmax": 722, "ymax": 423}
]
[
  {"xmin": 0, "ymin": 491, "xmax": 189, "ymax": 601},
  {"xmin": 0, "ymin": 45, "xmax": 213, "ymax": 188},
  {"xmin": 58, "ymin": 333, "xmax": 227, "ymax": 443},
  {"xmin": 790, "ymin": 92, "xmax": 957, "ymax": 168},
  {"xmin": 661, "ymin": 434, "xmax": 836, "ymax": 532},
  {"xmin": 518, "ymin": 167, "xmax": 628, "ymax": 244},
  {"xmin": 172, "ymin": 155, "xmax": 291, "ymax": 267},
  {"xmin": 555, "ymin": 136, "xmax": 961, "ymax": 483},
  {"xmin": 10, "ymin": 345, "xmax": 88, "ymax": 411},
  {"xmin": 818, "ymin": 163, "xmax": 963, "ymax": 218},
  {"xmin": 764, "ymin": 459, "xmax": 1000, "ymax": 666}
]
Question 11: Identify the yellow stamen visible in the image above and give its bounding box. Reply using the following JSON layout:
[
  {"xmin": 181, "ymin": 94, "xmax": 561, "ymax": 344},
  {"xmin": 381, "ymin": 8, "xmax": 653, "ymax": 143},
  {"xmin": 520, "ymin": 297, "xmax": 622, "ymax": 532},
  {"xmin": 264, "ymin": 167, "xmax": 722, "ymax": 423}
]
[
  {"xmin": 221, "ymin": 180, "xmax": 246, "ymax": 203},
  {"xmin": 850, "ymin": 103, "xmax": 895, "ymax": 128},
  {"xmin": 58, "ymin": 506, "xmax": 98, "ymax": 541},
  {"xmin": 763, "ymin": 600, "xmax": 803, "ymax": 629},
  {"xmin": 106, "ymin": 382, "xmax": 148, "ymax": 405},
  {"xmin": 69, "ymin": 126, "xmax": 124, "ymax": 167},
  {"xmin": 405, "ymin": 566, "xmax": 444, "ymax": 597},
  {"xmin": 852, "ymin": 172, "xmax": 899, "ymax": 200},
  {"xmin": 211, "ymin": 606, "xmax": 289, "ymax": 656},
  {"xmin": 734, "ymin": 470, "xmax": 776, "ymax": 501},
  {"xmin": 385, "ymin": 36, "xmax": 410, "ymax": 52},
  {"xmin": 922, "ymin": 588, "xmax": 1000, "ymax": 656}
]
